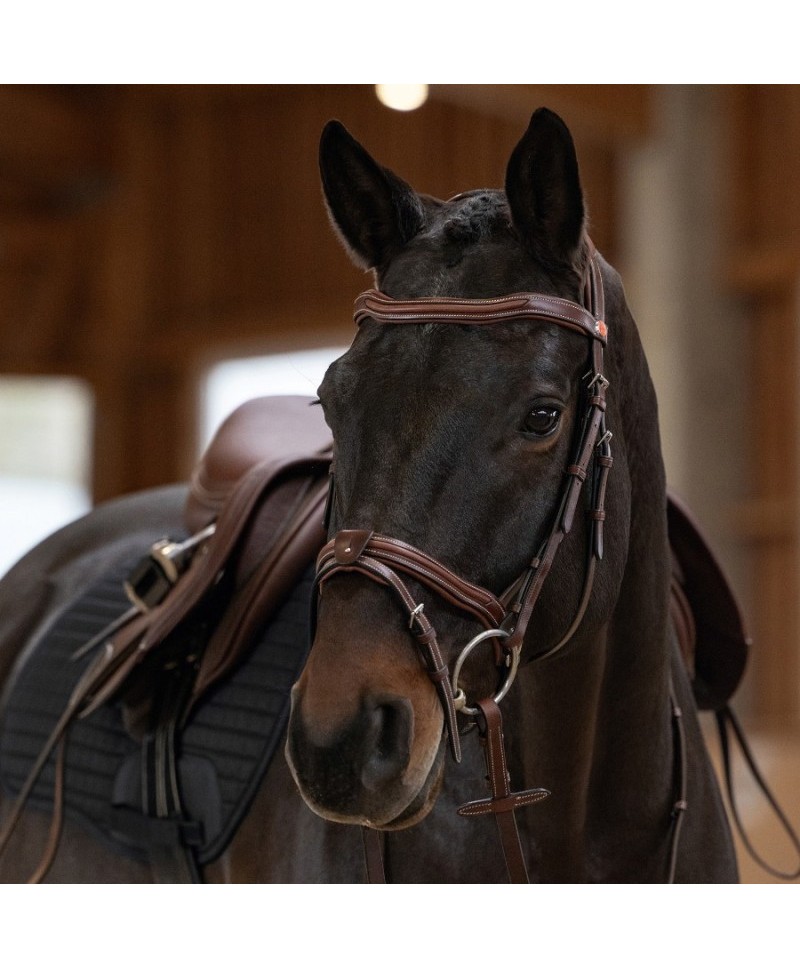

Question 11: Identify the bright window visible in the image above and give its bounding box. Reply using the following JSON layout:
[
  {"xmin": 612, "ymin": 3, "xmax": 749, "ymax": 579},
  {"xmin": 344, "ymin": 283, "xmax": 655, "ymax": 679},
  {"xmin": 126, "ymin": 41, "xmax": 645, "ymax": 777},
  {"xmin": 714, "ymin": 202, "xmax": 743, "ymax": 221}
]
[
  {"xmin": 200, "ymin": 346, "xmax": 344, "ymax": 451},
  {"xmin": 0, "ymin": 377, "xmax": 93, "ymax": 578}
]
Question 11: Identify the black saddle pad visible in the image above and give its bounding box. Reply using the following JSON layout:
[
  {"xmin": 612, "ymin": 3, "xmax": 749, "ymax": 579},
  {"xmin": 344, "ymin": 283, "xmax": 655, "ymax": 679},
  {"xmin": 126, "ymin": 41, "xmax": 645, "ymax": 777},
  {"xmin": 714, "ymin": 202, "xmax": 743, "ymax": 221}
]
[{"xmin": 0, "ymin": 544, "xmax": 313, "ymax": 867}]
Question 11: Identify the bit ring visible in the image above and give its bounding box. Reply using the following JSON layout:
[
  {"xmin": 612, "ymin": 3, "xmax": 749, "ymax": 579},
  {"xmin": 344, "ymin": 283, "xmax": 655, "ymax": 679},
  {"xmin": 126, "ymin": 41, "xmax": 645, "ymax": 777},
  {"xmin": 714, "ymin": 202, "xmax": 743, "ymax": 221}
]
[{"xmin": 451, "ymin": 628, "xmax": 519, "ymax": 717}]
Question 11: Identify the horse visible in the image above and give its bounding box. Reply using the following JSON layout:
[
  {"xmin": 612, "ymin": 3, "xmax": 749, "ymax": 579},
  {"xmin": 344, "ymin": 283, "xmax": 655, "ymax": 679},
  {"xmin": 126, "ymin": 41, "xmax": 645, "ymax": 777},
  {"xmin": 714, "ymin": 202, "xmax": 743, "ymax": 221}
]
[{"xmin": 0, "ymin": 107, "xmax": 739, "ymax": 883}]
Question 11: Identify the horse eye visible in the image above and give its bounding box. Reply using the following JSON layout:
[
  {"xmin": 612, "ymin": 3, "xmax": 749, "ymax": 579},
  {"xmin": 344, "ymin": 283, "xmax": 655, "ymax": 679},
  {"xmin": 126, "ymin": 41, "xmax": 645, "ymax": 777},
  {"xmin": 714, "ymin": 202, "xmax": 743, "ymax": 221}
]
[{"xmin": 521, "ymin": 407, "xmax": 561, "ymax": 437}]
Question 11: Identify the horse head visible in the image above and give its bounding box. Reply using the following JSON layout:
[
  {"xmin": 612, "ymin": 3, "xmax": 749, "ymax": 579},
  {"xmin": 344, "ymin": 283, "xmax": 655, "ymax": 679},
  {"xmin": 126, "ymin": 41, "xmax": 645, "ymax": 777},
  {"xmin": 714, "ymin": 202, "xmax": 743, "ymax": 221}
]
[{"xmin": 286, "ymin": 108, "xmax": 647, "ymax": 833}]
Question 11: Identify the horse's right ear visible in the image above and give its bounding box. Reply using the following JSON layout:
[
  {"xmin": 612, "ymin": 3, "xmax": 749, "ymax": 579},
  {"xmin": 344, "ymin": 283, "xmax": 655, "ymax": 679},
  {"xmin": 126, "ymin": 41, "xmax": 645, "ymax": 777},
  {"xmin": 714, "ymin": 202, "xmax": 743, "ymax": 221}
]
[
  {"xmin": 319, "ymin": 120, "xmax": 425, "ymax": 271},
  {"xmin": 505, "ymin": 108, "xmax": 586, "ymax": 272}
]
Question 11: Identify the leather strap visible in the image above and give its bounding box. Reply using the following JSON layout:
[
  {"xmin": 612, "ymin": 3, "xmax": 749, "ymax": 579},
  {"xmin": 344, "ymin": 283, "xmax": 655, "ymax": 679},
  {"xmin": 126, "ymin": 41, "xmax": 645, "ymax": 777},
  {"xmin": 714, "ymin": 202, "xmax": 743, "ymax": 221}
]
[
  {"xmin": 315, "ymin": 538, "xmax": 463, "ymax": 763},
  {"xmin": 317, "ymin": 533, "xmax": 506, "ymax": 630},
  {"xmin": 138, "ymin": 657, "xmax": 204, "ymax": 884},
  {"xmin": 715, "ymin": 703, "xmax": 800, "ymax": 880},
  {"xmin": 354, "ymin": 289, "xmax": 607, "ymax": 343},
  {"xmin": 362, "ymin": 827, "xmax": 386, "ymax": 883},
  {"xmin": 457, "ymin": 698, "xmax": 550, "ymax": 883},
  {"xmin": 666, "ymin": 689, "xmax": 688, "ymax": 883}
]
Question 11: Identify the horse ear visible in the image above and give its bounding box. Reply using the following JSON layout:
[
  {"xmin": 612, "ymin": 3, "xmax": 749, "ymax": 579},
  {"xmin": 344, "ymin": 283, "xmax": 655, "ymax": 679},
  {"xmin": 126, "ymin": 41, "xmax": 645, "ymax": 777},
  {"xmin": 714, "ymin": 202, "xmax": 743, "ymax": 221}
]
[
  {"xmin": 319, "ymin": 120, "xmax": 425, "ymax": 271},
  {"xmin": 505, "ymin": 108, "xmax": 586, "ymax": 271}
]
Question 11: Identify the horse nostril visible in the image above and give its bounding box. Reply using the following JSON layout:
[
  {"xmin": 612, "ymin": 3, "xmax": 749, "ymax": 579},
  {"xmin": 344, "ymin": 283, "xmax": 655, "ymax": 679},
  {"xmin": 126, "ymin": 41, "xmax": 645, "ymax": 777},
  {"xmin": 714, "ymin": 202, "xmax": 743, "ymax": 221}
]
[{"xmin": 360, "ymin": 697, "xmax": 413, "ymax": 792}]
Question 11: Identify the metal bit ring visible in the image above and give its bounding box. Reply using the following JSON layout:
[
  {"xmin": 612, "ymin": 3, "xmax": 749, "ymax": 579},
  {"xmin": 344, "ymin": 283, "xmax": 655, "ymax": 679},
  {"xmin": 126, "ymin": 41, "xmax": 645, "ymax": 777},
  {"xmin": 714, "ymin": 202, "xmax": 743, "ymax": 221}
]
[{"xmin": 451, "ymin": 628, "xmax": 519, "ymax": 717}]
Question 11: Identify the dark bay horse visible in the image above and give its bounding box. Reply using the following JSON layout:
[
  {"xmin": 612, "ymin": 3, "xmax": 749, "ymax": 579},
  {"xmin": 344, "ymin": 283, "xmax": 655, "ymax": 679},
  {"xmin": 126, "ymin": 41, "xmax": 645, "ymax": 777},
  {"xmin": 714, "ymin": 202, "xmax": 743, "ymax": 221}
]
[{"xmin": 0, "ymin": 108, "xmax": 738, "ymax": 882}]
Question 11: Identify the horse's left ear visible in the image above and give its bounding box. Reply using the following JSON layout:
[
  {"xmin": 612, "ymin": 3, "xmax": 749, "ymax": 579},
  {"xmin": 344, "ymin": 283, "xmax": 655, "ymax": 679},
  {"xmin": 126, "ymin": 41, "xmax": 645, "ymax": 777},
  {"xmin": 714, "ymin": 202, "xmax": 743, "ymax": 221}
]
[
  {"xmin": 505, "ymin": 108, "xmax": 586, "ymax": 271},
  {"xmin": 319, "ymin": 120, "xmax": 425, "ymax": 271}
]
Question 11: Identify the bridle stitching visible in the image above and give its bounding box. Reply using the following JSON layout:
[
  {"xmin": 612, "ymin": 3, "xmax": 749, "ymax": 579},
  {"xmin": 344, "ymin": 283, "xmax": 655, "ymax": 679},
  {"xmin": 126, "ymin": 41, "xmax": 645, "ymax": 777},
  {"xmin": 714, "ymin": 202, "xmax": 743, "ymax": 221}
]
[{"xmin": 358, "ymin": 550, "xmax": 502, "ymax": 626}]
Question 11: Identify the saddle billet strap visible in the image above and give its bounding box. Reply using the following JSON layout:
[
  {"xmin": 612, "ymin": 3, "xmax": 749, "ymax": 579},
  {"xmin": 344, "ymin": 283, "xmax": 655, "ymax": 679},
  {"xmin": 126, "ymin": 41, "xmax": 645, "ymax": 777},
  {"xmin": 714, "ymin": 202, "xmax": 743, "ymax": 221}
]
[{"xmin": 137, "ymin": 653, "xmax": 204, "ymax": 884}]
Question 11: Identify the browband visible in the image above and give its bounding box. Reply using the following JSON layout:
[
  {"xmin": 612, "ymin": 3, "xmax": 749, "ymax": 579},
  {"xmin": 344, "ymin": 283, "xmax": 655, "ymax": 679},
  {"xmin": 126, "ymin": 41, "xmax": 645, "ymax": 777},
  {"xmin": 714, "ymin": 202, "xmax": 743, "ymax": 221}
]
[{"xmin": 353, "ymin": 288, "xmax": 607, "ymax": 343}]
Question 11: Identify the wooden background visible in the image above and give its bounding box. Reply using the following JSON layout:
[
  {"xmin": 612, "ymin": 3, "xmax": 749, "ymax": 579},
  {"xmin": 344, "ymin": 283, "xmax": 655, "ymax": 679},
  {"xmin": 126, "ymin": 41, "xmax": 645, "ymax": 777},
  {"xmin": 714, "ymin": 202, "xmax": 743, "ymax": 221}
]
[{"xmin": 0, "ymin": 83, "xmax": 797, "ymax": 729}]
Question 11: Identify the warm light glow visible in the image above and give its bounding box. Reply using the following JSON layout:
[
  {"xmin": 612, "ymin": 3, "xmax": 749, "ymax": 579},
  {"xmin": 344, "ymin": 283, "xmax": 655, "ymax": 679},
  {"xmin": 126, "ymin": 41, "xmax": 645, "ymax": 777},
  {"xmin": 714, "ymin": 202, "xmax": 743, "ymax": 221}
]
[{"xmin": 375, "ymin": 84, "xmax": 429, "ymax": 112}]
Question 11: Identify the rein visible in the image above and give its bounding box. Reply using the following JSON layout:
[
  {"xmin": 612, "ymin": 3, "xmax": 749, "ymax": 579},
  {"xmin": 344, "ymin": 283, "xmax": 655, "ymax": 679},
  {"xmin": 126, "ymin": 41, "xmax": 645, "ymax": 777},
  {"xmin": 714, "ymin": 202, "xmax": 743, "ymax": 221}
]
[{"xmin": 314, "ymin": 249, "xmax": 617, "ymax": 881}]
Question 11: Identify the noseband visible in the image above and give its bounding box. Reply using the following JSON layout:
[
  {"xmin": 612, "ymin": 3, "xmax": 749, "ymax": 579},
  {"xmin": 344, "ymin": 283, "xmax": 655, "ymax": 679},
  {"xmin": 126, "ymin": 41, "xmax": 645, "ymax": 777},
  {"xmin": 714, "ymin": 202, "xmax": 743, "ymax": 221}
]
[{"xmin": 313, "ymin": 250, "xmax": 612, "ymax": 764}]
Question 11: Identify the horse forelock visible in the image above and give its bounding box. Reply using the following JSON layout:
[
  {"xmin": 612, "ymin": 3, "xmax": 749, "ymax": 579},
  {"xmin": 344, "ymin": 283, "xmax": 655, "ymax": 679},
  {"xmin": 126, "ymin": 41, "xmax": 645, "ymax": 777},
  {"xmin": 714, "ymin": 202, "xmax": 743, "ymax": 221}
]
[
  {"xmin": 380, "ymin": 190, "xmax": 560, "ymax": 299},
  {"xmin": 442, "ymin": 191, "xmax": 509, "ymax": 243}
]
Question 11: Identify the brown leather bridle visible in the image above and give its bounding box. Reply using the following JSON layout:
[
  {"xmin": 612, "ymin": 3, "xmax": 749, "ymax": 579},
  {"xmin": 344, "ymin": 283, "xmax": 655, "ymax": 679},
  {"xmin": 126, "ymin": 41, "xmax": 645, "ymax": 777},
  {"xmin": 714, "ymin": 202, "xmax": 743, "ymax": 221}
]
[{"xmin": 313, "ymin": 248, "xmax": 613, "ymax": 767}]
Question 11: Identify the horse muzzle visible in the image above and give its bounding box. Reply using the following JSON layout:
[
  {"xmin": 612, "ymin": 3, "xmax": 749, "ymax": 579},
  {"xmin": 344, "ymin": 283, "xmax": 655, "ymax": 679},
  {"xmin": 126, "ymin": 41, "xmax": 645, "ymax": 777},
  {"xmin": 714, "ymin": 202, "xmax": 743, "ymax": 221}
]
[{"xmin": 285, "ymin": 680, "xmax": 446, "ymax": 828}]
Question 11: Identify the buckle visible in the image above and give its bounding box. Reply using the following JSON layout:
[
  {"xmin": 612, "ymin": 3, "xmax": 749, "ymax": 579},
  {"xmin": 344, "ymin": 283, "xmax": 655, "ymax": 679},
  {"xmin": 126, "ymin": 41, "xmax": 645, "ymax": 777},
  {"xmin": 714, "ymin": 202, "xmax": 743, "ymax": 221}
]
[
  {"xmin": 585, "ymin": 370, "xmax": 610, "ymax": 391},
  {"xmin": 123, "ymin": 525, "xmax": 215, "ymax": 612}
]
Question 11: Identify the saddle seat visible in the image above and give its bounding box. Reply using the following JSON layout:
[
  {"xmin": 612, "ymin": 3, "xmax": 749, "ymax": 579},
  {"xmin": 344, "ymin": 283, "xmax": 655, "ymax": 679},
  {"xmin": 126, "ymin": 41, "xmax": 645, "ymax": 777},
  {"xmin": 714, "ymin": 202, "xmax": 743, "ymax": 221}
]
[{"xmin": 185, "ymin": 395, "xmax": 334, "ymax": 533}]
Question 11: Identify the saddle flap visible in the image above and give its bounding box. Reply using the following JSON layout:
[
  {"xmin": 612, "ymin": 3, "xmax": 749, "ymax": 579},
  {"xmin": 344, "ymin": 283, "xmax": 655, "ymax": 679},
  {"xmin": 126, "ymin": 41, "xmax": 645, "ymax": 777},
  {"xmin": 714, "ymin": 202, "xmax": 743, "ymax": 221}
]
[
  {"xmin": 186, "ymin": 395, "xmax": 333, "ymax": 533},
  {"xmin": 667, "ymin": 490, "xmax": 750, "ymax": 710}
]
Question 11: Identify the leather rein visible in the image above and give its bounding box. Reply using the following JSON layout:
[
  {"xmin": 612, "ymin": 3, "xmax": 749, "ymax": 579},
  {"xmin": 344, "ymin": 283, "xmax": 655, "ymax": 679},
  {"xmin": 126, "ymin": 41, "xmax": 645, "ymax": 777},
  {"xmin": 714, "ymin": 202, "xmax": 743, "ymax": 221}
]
[{"xmin": 312, "ymin": 251, "xmax": 642, "ymax": 881}]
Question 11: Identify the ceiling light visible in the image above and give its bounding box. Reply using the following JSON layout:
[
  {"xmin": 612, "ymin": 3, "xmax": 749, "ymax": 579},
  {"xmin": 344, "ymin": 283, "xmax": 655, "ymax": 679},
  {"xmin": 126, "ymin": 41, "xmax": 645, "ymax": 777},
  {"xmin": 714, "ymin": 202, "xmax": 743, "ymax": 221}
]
[{"xmin": 375, "ymin": 84, "xmax": 429, "ymax": 112}]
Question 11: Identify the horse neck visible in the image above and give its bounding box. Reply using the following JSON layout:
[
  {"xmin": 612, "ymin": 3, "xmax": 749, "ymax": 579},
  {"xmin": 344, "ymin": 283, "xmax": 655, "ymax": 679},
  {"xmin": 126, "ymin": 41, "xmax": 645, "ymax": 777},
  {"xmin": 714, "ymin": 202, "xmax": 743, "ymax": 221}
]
[
  {"xmin": 602, "ymin": 288, "xmax": 674, "ymax": 739},
  {"xmin": 505, "ymin": 296, "xmax": 676, "ymax": 881}
]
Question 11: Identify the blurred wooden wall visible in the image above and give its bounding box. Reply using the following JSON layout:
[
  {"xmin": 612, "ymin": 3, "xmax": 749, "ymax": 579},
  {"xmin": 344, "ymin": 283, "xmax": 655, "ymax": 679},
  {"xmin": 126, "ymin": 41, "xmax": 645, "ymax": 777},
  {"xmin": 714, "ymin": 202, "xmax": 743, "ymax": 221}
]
[
  {"xmin": 0, "ymin": 84, "xmax": 640, "ymax": 500},
  {"xmin": 725, "ymin": 85, "xmax": 800, "ymax": 726}
]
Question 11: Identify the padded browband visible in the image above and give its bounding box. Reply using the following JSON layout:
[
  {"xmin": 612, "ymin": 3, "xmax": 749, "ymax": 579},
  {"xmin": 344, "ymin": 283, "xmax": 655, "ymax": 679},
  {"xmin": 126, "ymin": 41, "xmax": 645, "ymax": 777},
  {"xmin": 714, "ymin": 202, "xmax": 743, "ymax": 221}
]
[{"xmin": 353, "ymin": 289, "xmax": 607, "ymax": 343}]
